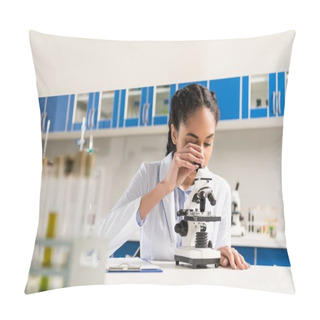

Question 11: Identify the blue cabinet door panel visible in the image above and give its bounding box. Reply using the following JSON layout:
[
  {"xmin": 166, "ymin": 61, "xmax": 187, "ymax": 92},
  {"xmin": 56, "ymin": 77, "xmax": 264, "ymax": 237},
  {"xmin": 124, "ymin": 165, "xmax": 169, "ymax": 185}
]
[
  {"xmin": 38, "ymin": 97, "xmax": 46, "ymax": 132},
  {"xmin": 91, "ymin": 92, "xmax": 100, "ymax": 129},
  {"xmin": 168, "ymin": 84, "xmax": 176, "ymax": 115},
  {"xmin": 72, "ymin": 92, "xmax": 95, "ymax": 131},
  {"xmin": 46, "ymin": 95, "xmax": 69, "ymax": 132},
  {"xmin": 139, "ymin": 88, "xmax": 147, "ymax": 126},
  {"xmin": 112, "ymin": 90, "xmax": 120, "ymax": 128},
  {"xmin": 257, "ymin": 248, "xmax": 291, "ymax": 267},
  {"xmin": 125, "ymin": 118, "xmax": 139, "ymax": 127},
  {"xmin": 72, "ymin": 123, "xmax": 82, "ymax": 131},
  {"xmin": 153, "ymin": 115, "xmax": 168, "ymax": 125},
  {"xmin": 242, "ymin": 76, "xmax": 249, "ymax": 119},
  {"xmin": 178, "ymin": 80, "xmax": 208, "ymax": 90},
  {"xmin": 118, "ymin": 89, "xmax": 126, "ymax": 128},
  {"xmin": 277, "ymin": 72, "xmax": 285, "ymax": 116},
  {"xmin": 98, "ymin": 120, "xmax": 112, "ymax": 129},
  {"xmin": 67, "ymin": 95, "xmax": 75, "ymax": 131},
  {"xmin": 39, "ymin": 97, "xmax": 45, "ymax": 117},
  {"xmin": 153, "ymin": 84, "xmax": 176, "ymax": 125},
  {"xmin": 209, "ymin": 77, "xmax": 240, "ymax": 120},
  {"xmin": 146, "ymin": 86, "xmax": 154, "ymax": 126},
  {"xmin": 139, "ymin": 87, "xmax": 153, "ymax": 126},
  {"xmin": 268, "ymin": 73, "xmax": 277, "ymax": 117},
  {"xmin": 250, "ymin": 108, "xmax": 268, "ymax": 118},
  {"xmin": 119, "ymin": 89, "xmax": 142, "ymax": 128}
]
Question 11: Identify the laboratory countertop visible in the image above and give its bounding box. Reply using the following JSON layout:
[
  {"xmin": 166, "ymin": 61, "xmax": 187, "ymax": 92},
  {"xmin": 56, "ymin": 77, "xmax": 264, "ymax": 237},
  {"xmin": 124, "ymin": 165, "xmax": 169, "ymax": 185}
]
[
  {"xmin": 128, "ymin": 232, "xmax": 287, "ymax": 248},
  {"xmin": 231, "ymin": 232, "xmax": 287, "ymax": 248},
  {"xmin": 104, "ymin": 261, "xmax": 295, "ymax": 294}
]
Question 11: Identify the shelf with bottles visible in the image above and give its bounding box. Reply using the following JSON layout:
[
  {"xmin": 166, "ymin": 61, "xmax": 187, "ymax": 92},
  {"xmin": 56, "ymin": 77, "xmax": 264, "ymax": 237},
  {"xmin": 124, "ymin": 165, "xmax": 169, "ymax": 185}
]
[{"xmin": 247, "ymin": 205, "xmax": 279, "ymax": 238}]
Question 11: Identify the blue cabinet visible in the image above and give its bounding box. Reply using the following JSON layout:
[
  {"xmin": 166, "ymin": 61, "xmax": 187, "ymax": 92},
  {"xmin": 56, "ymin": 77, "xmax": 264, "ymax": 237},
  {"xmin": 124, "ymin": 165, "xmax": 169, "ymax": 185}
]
[
  {"xmin": 40, "ymin": 71, "xmax": 288, "ymax": 135},
  {"xmin": 118, "ymin": 85, "xmax": 176, "ymax": 128},
  {"xmin": 39, "ymin": 97, "xmax": 46, "ymax": 132},
  {"xmin": 113, "ymin": 243, "xmax": 291, "ymax": 266},
  {"xmin": 178, "ymin": 78, "xmax": 241, "ymax": 121},
  {"xmin": 69, "ymin": 90, "xmax": 121, "ymax": 131},
  {"xmin": 257, "ymin": 248, "xmax": 290, "ymax": 267},
  {"xmin": 39, "ymin": 95, "xmax": 71, "ymax": 133},
  {"xmin": 97, "ymin": 90, "xmax": 121, "ymax": 129},
  {"xmin": 270, "ymin": 72, "xmax": 286, "ymax": 117},
  {"xmin": 118, "ymin": 87, "xmax": 151, "ymax": 128},
  {"xmin": 178, "ymin": 80, "xmax": 208, "ymax": 90},
  {"xmin": 152, "ymin": 84, "xmax": 176, "ymax": 125},
  {"xmin": 242, "ymin": 72, "xmax": 286, "ymax": 120},
  {"xmin": 209, "ymin": 77, "xmax": 241, "ymax": 120},
  {"xmin": 71, "ymin": 92, "xmax": 99, "ymax": 131},
  {"xmin": 233, "ymin": 246, "xmax": 291, "ymax": 267}
]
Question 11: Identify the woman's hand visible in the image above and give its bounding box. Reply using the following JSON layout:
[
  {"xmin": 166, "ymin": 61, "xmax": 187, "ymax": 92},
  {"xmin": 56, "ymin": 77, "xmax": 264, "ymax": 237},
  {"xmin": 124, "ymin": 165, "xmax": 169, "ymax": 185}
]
[
  {"xmin": 139, "ymin": 143, "xmax": 203, "ymax": 220},
  {"xmin": 218, "ymin": 246, "xmax": 250, "ymax": 270},
  {"xmin": 162, "ymin": 143, "xmax": 204, "ymax": 192}
]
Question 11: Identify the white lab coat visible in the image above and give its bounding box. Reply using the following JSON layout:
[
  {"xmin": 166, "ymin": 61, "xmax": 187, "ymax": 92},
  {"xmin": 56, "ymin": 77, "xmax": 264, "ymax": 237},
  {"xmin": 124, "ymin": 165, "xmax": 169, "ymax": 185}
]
[{"xmin": 97, "ymin": 152, "xmax": 231, "ymax": 260}]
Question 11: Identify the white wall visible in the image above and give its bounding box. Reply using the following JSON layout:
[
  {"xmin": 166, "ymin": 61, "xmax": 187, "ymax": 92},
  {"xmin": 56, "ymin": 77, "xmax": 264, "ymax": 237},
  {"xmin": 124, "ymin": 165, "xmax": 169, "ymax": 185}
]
[{"xmin": 211, "ymin": 127, "xmax": 284, "ymax": 231}]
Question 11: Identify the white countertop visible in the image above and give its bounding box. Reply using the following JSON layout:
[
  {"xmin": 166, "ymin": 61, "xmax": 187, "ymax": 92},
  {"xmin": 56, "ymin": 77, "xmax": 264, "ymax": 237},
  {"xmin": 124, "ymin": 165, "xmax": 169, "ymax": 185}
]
[
  {"xmin": 231, "ymin": 232, "xmax": 287, "ymax": 248},
  {"xmin": 129, "ymin": 231, "xmax": 288, "ymax": 248},
  {"xmin": 105, "ymin": 261, "xmax": 294, "ymax": 294}
]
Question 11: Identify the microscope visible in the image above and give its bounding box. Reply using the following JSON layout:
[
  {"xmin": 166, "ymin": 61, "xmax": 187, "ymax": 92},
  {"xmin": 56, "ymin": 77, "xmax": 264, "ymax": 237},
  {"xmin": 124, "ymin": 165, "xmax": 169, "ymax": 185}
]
[
  {"xmin": 231, "ymin": 182, "xmax": 245, "ymax": 237},
  {"xmin": 174, "ymin": 167, "xmax": 221, "ymax": 268}
]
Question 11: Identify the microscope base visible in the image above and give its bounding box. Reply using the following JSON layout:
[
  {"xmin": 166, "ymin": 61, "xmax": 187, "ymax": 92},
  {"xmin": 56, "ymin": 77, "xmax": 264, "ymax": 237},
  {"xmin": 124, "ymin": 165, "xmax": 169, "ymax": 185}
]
[{"xmin": 174, "ymin": 247, "xmax": 220, "ymax": 269}]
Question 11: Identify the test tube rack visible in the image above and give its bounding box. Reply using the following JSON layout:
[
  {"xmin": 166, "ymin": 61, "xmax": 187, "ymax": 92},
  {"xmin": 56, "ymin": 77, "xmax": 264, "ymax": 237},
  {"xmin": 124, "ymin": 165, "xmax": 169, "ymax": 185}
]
[{"xmin": 26, "ymin": 237, "xmax": 108, "ymax": 293}]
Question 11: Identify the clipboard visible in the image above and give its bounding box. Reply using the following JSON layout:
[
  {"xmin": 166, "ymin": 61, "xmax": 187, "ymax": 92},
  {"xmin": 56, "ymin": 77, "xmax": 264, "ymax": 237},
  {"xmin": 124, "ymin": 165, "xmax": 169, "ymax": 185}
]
[{"xmin": 106, "ymin": 257, "xmax": 162, "ymax": 273}]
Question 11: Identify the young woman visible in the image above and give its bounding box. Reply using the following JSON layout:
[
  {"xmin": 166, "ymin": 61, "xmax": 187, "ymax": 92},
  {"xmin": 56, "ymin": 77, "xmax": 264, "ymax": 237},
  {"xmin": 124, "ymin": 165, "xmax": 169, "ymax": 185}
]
[{"xmin": 97, "ymin": 83, "xmax": 250, "ymax": 270}]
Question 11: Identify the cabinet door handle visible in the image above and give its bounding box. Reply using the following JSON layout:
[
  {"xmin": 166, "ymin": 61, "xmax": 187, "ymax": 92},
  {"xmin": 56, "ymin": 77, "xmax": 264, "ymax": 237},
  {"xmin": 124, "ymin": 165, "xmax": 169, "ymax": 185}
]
[
  {"xmin": 42, "ymin": 112, "xmax": 47, "ymax": 132},
  {"xmin": 87, "ymin": 108, "xmax": 93, "ymax": 129},
  {"xmin": 40, "ymin": 112, "xmax": 45, "ymax": 132},
  {"xmin": 142, "ymin": 103, "xmax": 146, "ymax": 125},
  {"xmin": 277, "ymin": 91, "xmax": 281, "ymax": 115},
  {"xmin": 87, "ymin": 109, "xmax": 91, "ymax": 128},
  {"xmin": 90, "ymin": 107, "xmax": 95, "ymax": 128},
  {"xmin": 272, "ymin": 92, "xmax": 276, "ymax": 115},
  {"xmin": 144, "ymin": 103, "xmax": 150, "ymax": 125}
]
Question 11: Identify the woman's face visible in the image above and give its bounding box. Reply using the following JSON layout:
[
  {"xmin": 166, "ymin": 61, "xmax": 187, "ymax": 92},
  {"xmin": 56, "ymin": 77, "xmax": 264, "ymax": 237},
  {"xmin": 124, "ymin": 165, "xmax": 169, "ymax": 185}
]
[{"xmin": 171, "ymin": 106, "xmax": 216, "ymax": 169}]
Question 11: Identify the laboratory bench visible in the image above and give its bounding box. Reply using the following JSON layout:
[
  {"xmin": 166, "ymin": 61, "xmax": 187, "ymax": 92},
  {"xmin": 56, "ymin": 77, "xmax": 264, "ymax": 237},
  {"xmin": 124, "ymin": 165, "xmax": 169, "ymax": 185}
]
[
  {"xmin": 114, "ymin": 232, "xmax": 291, "ymax": 267},
  {"xmin": 104, "ymin": 261, "xmax": 295, "ymax": 294}
]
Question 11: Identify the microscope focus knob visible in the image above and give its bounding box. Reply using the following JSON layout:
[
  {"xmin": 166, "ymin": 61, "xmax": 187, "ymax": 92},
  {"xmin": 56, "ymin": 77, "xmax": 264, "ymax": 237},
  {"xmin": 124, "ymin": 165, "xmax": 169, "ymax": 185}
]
[
  {"xmin": 174, "ymin": 220, "xmax": 188, "ymax": 237},
  {"xmin": 208, "ymin": 192, "xmax": 216, "ymax": 206}
]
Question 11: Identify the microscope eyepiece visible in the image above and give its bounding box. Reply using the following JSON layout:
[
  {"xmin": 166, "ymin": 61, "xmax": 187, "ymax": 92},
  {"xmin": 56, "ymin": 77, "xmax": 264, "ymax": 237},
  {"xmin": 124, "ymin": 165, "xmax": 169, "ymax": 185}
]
[
  {"xmin": 198, "ymin": 190, "xmax": 206, "ymax": 212},
  {"xmin": 193, "ymin": 162, "xmax": 202, "ymax": 172}
]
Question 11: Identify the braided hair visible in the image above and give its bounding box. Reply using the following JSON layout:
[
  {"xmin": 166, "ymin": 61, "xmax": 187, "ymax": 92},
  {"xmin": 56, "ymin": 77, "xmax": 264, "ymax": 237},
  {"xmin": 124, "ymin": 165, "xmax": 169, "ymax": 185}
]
[{"xmin": 166, "ymin": 83, "xmax": 220, "ymax": 156}]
